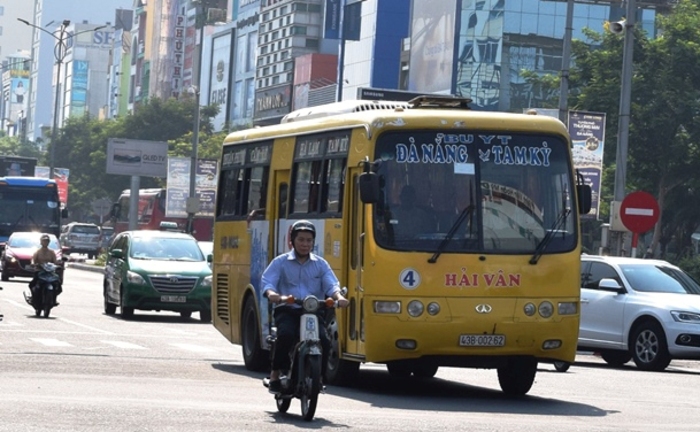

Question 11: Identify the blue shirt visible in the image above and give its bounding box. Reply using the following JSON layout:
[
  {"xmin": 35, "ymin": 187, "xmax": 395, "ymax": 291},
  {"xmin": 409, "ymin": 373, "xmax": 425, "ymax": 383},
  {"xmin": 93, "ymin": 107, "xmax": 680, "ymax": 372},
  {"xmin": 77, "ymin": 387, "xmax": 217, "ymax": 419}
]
[{"xmin": 261, "ymin": 249, "xmax": 340, "ymax": 307}]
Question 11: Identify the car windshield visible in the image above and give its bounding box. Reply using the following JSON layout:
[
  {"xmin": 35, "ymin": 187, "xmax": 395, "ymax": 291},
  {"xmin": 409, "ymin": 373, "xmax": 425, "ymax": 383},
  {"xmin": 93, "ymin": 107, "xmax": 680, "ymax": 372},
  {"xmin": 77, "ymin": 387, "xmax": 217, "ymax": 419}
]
[
  {"xmin": 130, "ymin": 237, "xmax": 205, "ymax": 261},
  {"xmin": 620, "ymin": 264, "xmax": 700, "ymax": 294},
  {"xmin": 9, "ymin": 234, "xmax": 59, "ymax": 249}
]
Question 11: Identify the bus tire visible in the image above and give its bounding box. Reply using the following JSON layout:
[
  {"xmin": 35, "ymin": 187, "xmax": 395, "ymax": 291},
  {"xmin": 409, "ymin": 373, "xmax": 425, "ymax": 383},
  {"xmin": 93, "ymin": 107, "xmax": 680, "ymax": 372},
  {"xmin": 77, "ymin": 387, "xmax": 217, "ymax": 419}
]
[
  {"xmin": 241, "ymin": 296, "xmax": 269, "ymax": 372},
  {"xmin": 324, "ymin": 311, "xmax": 359, "ymax": 386},
  {"xmin": 386, "ymin": 360, "xmax": 412, "ymax": 378},
  {"xmin": 497, "ymin": 357, "xmax": 537, "ymax": 396}
]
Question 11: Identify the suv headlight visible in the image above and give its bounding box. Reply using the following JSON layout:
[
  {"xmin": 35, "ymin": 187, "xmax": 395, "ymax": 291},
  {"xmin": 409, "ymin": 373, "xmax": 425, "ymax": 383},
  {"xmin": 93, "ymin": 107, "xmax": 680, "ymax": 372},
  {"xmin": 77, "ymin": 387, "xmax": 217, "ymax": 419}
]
[
  {"xmin": 671, "ymin": 310, "xmax": 700, "ymax": 323},
  {"xmin": 126, "ymin": 271, "xmax": 146, "ymax": 285}
]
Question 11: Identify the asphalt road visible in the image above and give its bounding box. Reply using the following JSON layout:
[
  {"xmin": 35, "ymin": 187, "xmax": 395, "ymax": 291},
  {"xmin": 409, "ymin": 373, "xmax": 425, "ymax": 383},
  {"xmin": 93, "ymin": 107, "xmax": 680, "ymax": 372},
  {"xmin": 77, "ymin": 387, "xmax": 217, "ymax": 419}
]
[{"xmin": 2, "ymin": 266, "xmax": 700, "ymax": 432}]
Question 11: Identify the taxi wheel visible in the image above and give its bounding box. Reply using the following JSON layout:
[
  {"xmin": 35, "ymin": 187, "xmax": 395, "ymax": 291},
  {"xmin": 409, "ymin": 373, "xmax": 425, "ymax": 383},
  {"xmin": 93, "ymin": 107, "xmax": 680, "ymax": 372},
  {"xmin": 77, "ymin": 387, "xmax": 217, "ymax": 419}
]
[
  {"xmin": 120, "ymin": 288, "xmax": 134, "ymax": 319},
  {"xmin": 200, "ymin": 310, "xmax": 212, "ymax": 322},
  {"xmin": 1, "ymin": 271, "xmax": 8, "ymax": 282}
]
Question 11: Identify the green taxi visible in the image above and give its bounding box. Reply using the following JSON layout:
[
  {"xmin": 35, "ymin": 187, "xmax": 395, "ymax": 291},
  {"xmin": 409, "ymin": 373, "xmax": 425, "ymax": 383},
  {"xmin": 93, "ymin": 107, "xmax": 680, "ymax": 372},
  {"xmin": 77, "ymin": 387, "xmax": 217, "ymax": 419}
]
[{"xmin": 103, "ymin": 226, "xmax": 212, "ymax": 321}]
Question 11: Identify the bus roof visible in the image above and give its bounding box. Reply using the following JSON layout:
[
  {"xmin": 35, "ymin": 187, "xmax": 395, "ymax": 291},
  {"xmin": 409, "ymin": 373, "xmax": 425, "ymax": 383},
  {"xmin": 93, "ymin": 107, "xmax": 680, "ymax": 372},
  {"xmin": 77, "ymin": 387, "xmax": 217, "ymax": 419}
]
[
  {"xmin": 224, "ymin": 97, "xmax": 568, "ymax": 145},
  {"xmin": 0, "ymin": 176, "xmax": 57, "ymax": 187}
]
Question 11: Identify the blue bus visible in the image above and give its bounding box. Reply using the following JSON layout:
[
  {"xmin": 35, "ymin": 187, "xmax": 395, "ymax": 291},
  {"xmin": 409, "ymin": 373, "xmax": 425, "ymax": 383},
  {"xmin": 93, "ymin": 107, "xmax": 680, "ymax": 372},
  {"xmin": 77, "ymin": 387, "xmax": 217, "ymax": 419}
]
[{"xmin": 0, "ymin": 177, "xmax": 65, "ymax": 248}]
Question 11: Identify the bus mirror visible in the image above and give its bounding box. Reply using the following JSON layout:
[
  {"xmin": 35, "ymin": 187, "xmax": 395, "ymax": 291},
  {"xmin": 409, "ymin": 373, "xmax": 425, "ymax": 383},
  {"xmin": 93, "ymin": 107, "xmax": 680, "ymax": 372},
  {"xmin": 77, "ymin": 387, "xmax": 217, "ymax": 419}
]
[
  {"xmin": 577, "ymin": 184, "xmax": 592, "ymax": 215},
  {"xmin": 61, "ymin": 208, "xmax": 68, "ymax": 218},
  {"xmin": 359, "ymin": 172, "xmax": 380, "ymax": 204}
]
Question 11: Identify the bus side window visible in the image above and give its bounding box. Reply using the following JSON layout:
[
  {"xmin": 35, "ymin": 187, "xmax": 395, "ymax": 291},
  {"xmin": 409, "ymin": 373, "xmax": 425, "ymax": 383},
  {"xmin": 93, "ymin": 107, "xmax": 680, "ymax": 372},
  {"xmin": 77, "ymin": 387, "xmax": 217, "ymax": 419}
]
[{"xmin": 278, "ymin": 183, "xmax": 288, "ymax": 219}]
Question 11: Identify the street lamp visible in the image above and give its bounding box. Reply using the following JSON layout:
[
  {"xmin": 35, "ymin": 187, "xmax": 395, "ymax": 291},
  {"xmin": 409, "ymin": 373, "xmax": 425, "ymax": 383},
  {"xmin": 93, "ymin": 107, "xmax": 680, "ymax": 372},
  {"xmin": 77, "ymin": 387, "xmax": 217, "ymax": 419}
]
[
  {"xmin": 18, "ymin": 18, "xmax": 106, "ymax": 179},
  {"xmin": 186, "ymin": 1, "xmax": 207, "ymax": 234}
]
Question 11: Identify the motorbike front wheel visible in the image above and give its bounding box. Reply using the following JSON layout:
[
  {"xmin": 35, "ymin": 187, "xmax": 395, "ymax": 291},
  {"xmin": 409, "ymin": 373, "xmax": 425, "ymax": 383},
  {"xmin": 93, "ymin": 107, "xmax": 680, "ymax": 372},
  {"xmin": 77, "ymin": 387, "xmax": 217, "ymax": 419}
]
[
  {"xmin": 300, "ymin": 355, "xmax": 321, "ymax": 421},
  {"xmin": 42, "ymin": 288, "xmax": 53, "ymax": 318},
  {"xmin": 275, "ymin": 396, "xmax": 291, "ymax": 413}
]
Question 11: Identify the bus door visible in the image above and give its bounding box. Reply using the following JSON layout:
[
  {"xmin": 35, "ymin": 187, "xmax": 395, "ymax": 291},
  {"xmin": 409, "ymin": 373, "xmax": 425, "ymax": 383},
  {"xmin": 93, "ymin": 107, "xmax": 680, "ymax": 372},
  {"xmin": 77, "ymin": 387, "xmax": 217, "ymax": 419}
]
[
  {"xmin": 345, "ymin": 169, "xmax": 366, "ymax": 356},
  {"xmin": 272, "ymin": 169, "xmax": 290, "ymax": 257}
]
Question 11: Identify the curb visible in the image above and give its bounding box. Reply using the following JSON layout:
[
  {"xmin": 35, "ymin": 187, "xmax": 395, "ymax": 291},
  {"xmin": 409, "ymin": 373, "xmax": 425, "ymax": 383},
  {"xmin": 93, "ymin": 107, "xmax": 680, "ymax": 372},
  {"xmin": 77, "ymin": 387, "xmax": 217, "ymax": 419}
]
[{"xmin": 67, "ymin": 263, "xmax": 105, "ymax": 274}]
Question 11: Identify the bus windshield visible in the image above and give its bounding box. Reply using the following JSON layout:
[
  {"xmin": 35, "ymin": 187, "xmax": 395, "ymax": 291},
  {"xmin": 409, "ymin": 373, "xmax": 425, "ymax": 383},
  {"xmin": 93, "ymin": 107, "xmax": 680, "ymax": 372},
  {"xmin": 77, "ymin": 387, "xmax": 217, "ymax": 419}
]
[
  {"xmin": 0, "ymin": 184, "xmax": 61, "ymax": 239},
  {"xmin": 373, "ymin": 130, "xmax": 576, "ymax": 254}
]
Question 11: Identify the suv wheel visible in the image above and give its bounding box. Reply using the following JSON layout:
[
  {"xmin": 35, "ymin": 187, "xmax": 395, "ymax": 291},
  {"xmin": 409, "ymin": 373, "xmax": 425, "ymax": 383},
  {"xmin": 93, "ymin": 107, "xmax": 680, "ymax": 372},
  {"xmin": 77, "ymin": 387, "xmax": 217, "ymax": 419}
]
[{"xmin": 631, "ymin": 321, "xmax": 671, "ymax": 371}]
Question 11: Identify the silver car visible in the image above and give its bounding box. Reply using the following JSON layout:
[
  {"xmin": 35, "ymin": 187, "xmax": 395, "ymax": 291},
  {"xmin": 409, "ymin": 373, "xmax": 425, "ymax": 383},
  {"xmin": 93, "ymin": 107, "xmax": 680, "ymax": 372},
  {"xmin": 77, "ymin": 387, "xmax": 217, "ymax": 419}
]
[
  {"xmin": 579, "ymin": 255, "xmax": 700, "ymax": 371},
  {"xmin": 60, "ymin": 222, "xmax": 102, "ymax": 259}
]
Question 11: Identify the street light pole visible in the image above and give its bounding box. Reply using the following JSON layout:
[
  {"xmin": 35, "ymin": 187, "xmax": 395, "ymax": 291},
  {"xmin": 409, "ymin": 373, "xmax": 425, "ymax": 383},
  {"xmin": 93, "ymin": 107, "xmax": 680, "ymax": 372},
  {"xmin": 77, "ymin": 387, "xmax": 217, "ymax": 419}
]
[
  {"xmin": 186, "ymin": 2, "xmax": 206, "ymax": 234},
  {"xmin": 18, "ymin": 18, "xmax": 106, "ymax": 179}
]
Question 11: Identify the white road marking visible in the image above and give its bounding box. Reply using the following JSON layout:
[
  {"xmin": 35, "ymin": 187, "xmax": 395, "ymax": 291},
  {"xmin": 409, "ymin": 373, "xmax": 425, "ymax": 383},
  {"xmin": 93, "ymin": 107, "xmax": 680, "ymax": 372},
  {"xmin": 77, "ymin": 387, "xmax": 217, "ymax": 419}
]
[
  {"xmin": 101, "ymin": 340, "xmax": 147, "ymax": 349},
  {"xmin": 169, "ymin": 343, "xmax": 217, "ymax": 353},
  {"xmin": 30, "ymin": 338, "xmax": 73, "ymax": 347},
  {"xmin": 57, "ymin": 317, "xmax": 115, "ymax": 334}
]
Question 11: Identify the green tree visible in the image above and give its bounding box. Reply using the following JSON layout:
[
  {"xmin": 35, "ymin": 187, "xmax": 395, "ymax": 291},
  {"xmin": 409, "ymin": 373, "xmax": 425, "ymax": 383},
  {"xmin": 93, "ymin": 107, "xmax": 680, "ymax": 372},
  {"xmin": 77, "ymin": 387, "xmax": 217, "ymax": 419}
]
[{"xmin": 50, "ymin": 96, "xmax": 221, "ymax": 223}]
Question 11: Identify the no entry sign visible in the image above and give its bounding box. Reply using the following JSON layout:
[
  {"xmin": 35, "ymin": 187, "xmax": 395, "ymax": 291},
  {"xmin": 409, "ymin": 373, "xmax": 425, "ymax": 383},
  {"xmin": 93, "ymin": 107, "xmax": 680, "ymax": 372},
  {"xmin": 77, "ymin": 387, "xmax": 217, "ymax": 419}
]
[{"xmin": 620, "ymin": 191, "xmax": 660, "ymax": 234}]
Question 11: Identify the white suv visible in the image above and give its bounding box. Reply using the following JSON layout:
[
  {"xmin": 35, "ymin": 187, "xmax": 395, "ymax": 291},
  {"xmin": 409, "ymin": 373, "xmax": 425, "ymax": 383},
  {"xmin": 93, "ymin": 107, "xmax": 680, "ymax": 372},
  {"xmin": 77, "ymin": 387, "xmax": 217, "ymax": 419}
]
[{"xmin": 579, "ymin": 255, "xmax": 700, "ymax": 371}]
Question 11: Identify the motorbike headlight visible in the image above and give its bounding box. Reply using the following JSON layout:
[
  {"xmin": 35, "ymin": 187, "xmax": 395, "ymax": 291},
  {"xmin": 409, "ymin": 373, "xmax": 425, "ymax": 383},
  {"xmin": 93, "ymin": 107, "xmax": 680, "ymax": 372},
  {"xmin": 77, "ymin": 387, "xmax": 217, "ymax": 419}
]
[
  {"xmin": 201, "ymin": 275, "xmax": 212, "ymax": 288},
  {"xmin": 302, "ymin": 296, "xmax": 320, "ymax": 312},
  {"xmin": 671, "ymin": 310, "xmax": 700, "ymax": 324},
  {"xmin": 126, "ymin": 271, "xmax": 146, "ymax": 285}
]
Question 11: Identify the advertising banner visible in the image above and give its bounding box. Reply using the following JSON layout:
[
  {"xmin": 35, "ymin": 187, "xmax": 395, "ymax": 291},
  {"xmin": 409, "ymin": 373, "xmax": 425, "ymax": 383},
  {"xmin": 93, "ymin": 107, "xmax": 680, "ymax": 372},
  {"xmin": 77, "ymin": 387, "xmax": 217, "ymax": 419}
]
[
  {"xmin": 165, "ymin": 157, "xmax": 218, "ymax": 218},
  {"xmin": 106, "ymin": 138, "xmax": 169, "ymax": 177},
  {"xmin": 35, "ymin": 166, "xmax": 70, "ymax": 206},
  {"xmin": 569, "ymin": 110, "xmax": 606, "ymax": 219}
]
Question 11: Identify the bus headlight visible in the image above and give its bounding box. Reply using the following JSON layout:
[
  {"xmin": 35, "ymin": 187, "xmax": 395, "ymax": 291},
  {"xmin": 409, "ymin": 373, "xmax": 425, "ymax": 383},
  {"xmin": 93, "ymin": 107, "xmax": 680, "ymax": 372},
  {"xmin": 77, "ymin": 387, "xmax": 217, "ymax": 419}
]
[
  {"xmin": 538, "ymin": 301, "xmax": 554, "ymax": 318},
  {"xmin": 558, "ymin": 302, "xmax": 577, "ymax": 315},
  {"xmin": 427, "ymin": 302, "xmax": 440, "ymax": 316},
  {"xmin": 523, "ymin": 303, "xmax": 536, "ymax": 316},
  {"xmin": 374, "ymin": 301, "xmax": 401, "ymax": 314},
  {"xmin": 407, "ymin": 300, "xmax": 424, "ymax": 317}
]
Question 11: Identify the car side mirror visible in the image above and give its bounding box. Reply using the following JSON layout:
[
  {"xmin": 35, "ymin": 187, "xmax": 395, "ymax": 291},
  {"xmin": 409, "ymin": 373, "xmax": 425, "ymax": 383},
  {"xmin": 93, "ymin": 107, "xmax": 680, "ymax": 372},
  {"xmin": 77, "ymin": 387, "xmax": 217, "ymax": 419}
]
[
  {"xmin": 110, "ymin": 249, "xmax": 124, "ymax": 259},
  {"xmin": 207, "ymin": 253, "xmax": 212, "ymax": 263},
  {"xmin": 598, "ymin": 278, "xmax": 624, "ymax": 293}
]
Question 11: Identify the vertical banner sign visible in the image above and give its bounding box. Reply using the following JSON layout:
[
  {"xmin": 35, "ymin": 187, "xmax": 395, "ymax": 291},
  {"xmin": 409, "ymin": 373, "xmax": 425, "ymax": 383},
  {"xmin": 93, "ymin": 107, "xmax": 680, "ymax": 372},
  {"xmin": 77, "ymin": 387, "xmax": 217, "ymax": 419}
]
[
  {"xmin": 35, "ymin": 166, "xmax": 70, "ymax": 207},
  {"xmin": 71, "ymin": 61, "xmax": 89, "ymax": 116},
  {"xmin": 568, "ymin": 111, "xmax": 606, "ymax": 219},
  {"xmin": 166, "ymin": 157, "xmax": 218, "ymax": 218}
]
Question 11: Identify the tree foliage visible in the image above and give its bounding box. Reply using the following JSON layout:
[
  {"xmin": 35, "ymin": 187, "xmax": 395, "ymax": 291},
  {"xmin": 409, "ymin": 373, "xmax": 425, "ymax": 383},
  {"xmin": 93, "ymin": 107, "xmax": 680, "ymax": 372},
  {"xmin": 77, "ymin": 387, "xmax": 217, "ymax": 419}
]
[
  {"xmin": 46, "ymin": 96, "xmax": 223, "ymax": 223},
  {"xmin": 524, "ymin": 0, "xmax": 700, "ymax": 258}
]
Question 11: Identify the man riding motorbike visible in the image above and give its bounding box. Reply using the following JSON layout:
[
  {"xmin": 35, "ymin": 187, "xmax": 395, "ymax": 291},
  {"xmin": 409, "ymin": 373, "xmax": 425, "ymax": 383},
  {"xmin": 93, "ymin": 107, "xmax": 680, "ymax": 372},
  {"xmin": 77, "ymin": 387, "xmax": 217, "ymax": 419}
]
[
  {"xmin": 261, "ymin": 220, "xmax": 349, "ymax": 394},
  {"xmin": 30, "ymin": 234, "xmax": 62, "ymax": 305}
]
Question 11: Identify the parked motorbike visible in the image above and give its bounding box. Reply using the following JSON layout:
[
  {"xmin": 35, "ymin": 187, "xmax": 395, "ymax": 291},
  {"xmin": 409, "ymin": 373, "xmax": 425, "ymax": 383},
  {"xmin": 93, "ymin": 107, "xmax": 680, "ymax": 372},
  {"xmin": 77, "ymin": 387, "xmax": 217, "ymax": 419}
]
[
  {"xmin": 263, "ymin": 293, "xmax": 343, "ymax": 421},
  {"xmin": 23, "ymin": 262, "xmax": 61, "ymax": 318}
]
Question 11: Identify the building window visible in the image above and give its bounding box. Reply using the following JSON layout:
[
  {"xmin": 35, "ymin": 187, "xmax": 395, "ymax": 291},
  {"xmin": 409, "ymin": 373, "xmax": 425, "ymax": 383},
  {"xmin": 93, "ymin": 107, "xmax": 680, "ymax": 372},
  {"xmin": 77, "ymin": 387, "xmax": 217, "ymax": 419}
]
[
  {"xmin": 292, "ymin": 26, "xmax": 307, "ymax": 35},
  {"xmin": 272, "ymin": 75, "xmax": 279, "ymax": 85},
  {"xmin": 305, "ymin": 38, "xmax": 319, "ymax": 48}
]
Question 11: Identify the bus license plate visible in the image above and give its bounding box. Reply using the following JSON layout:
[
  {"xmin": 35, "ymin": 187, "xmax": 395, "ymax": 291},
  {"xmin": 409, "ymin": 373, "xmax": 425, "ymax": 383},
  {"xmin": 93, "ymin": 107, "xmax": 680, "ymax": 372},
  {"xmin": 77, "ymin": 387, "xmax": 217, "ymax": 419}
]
[
  {"xmin": 161, "ymin": 295, "xmax": 186, "ymax": 303},
  {"xmin": 459, "ymin": 334, "xmax": 505, "ymax": 347}
]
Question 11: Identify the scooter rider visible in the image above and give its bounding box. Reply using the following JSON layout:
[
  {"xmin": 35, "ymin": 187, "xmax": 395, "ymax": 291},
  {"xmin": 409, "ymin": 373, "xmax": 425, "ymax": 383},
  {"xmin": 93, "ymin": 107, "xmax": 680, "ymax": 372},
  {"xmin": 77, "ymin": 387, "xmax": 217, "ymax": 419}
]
[
  {"xmin": 262, "ymin": 220, "xmax": 349, "ymax": 394},
  {"xmin": 30, "ymin": 234, "xmax": 62, "ymax": 305}
]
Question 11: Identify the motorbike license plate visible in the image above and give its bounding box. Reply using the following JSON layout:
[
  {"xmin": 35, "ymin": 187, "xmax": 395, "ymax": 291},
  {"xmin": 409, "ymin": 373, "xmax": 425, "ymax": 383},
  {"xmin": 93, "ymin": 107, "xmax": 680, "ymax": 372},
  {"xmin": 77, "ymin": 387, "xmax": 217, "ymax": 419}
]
[
  {"xmin": 459, "ymin": 334, "xmax": 506, "ymax": 347},
  {"xmin": 161, "ymin": 295, "xmax": 186, "ymax": 303}
]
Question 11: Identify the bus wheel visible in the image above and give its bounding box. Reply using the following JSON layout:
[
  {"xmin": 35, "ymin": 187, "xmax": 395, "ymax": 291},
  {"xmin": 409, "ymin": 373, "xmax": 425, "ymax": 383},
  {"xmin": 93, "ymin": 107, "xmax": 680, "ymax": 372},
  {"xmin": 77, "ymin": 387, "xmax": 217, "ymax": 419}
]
[
  {"xmin": 241, "ymin": 296, "xmax": 269, "ymax": 372},
  {"xmin": 413, "ymin": 362, "xmax": 439, "ymax": 378},
  {"xmin": 386, "ymin": 360, "xmax": 412, "ymax": 378},
  {"xmin": 324, "ymin": 311, "xmax": 359, "ymax": 386},
  {"xmin": 497, "ymin": 357, "xmax": 537, "ymax": 396}
]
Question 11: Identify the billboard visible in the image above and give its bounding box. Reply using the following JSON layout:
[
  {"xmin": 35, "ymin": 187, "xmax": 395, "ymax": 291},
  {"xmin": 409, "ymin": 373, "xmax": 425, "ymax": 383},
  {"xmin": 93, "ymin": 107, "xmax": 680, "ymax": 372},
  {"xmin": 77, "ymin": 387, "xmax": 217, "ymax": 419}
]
[
  {"xmin": 106, "ymin": 138, "xmax": 169, "ymax": 177},
  {"xmin": 71, "ymin": 60, "xmax": 89, "ymax": 116},
  {"xmin": 569, "ymin": 111, "xmax": 606, "ymax": 220},
  {"xmin": 209, "ymin": 31, "xmax": 233, "ymax": 131},
  {"xmin": 11, "ymin": 78, "xmax": 29, "ymax": 107},
  {"xmin": 408, "ymin": 0, "xmax": 457, "ymax": 94},
  {"xmin": 165, "ymin": 157, "xmax": 218, "ymax": 218}
]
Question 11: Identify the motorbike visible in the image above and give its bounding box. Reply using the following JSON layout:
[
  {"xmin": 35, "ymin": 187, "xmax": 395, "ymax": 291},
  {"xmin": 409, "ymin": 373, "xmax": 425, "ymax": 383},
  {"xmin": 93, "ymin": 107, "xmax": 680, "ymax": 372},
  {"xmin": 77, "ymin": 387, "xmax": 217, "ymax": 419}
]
[
  {"xmin": 263, "ymin": 293, "xmax": 343, "ymax": 421},
  {"xmin": 23, "ymin": 262, "xmax": 61, "ymax": 318}
]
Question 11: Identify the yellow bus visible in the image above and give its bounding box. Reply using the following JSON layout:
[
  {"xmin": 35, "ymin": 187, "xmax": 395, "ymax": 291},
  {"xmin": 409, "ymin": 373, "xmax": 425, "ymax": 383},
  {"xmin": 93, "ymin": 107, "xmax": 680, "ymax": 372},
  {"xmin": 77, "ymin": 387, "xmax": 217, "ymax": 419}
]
[{"xmin": 212, "ymin": 96, "xmax": 591, "ymax": 395}]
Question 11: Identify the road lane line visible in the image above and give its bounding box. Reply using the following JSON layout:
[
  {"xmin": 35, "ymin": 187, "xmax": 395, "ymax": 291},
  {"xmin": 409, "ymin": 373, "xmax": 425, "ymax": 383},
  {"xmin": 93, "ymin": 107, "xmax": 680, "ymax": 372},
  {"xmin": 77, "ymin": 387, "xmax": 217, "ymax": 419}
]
[
  {"xmin": 101, "ymin": 340, "xmax": 147, "ymax": 349},
  {"xmin": 30, "ymin": 338, "xmax": 73, "ymax": 347},
  {"xmin": 57, "ymin": 317, "xmax": 115, "ymax": 334},
  {"xmin": 169, "ymin": 343, "xmax": 217, "ymax": 353}
]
